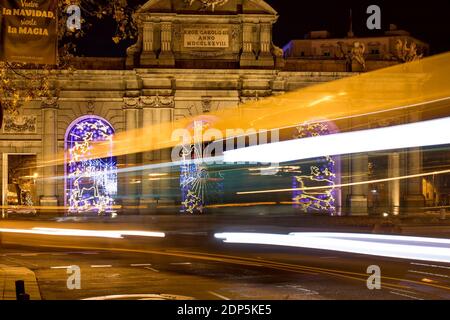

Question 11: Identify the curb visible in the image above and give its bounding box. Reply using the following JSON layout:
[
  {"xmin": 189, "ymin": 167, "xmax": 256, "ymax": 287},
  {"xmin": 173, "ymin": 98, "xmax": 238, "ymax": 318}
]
[{"xmin": 0, "ymin": 266, "xmax": 42, "ymax": 300}]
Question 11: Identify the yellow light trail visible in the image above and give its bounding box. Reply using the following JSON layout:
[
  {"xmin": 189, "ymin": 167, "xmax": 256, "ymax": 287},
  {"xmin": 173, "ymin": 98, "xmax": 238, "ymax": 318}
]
[
  {"xmin": 37, "ymin": 52, "xmax": 450, "ymax": 168},
  {"xmin": 0, "ymin": 227, "xmax": 165, "ymax": 239}
]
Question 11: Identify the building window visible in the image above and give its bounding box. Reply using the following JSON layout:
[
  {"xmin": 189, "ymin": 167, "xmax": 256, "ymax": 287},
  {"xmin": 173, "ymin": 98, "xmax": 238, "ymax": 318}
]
[{"xmin": 65, "ymin": 116, "xmax": 117, "ymax": 215}]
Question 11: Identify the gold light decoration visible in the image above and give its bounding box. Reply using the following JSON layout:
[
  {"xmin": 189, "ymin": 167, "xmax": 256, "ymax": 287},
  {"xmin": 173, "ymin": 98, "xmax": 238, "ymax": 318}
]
[{"xmin": 292, "ymin": 124, "xmax": 337, "ymax": 214}]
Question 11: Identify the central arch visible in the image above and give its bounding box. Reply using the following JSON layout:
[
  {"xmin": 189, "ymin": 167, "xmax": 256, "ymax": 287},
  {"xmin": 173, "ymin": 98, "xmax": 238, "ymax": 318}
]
[{"xmin": 64, "ymin": 116, "xmax": 117, "ymax": 214}]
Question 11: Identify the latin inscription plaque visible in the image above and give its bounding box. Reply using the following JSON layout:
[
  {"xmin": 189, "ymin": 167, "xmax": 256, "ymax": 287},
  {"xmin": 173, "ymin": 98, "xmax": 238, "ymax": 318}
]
[{"xmin": 183, "ymin": 27, "xmax": 229, "ymax": 48}]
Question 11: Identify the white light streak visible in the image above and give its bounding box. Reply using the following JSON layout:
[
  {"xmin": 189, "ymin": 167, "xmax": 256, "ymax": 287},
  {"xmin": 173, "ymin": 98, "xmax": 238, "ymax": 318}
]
[
  {"xmin": 215, "ymin": 232, "xmax": 450, "ymax": 263},
  {"xmin": 223, "ymin": 117, "xmax": 450, "ymax": 163},
  {"xmin": 0, "ymin": 228, "xmax": 165, "ymax": 239}
]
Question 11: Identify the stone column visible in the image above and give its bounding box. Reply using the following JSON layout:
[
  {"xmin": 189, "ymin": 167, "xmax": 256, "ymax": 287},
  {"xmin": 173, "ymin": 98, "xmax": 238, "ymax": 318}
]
[
  {"xmin": 260, "ymin": 24, "xmax": 271, "ymax": 54},
  {"xmin": 258, "ymin": 23, "xmax": 274, "ymax": 67},
  {"xmin": 139, "ymin": 96, "xmax": 174, "ymax": 208},
  {"xmin": 158, "ymin": 22, "xmax": 175, "ymax": 67},
  {"xmin": 158, "ymin": 97, "xmax": 174, "ymax": 205},
  {"xmin": 388, "ymin": 152, "xmax": 400, "ymax": 215},
  {"xmin": 140, "ymin": 22, "xmax": 157, "ymax": 66},
  {"xmin": 160, "ymin": 108, "xmax": 173, "ymax": 163},
  {"xmin": 404, "ymin": 113, "xmax": 425, "ymax": 213},
  {"xmin": 123, "ymin": 98, "xmax": 141, "ymax": 211},
  {"xmin": 40, "ymin": 98, "xmax": 59, "ymax": 207},
  {"xmin": 349, "ymin": 153, "xmax": 369, "ymax": 215},
  {"xmin": 140, "ymin": 97, "xmax": 156, "ymax": 210},
  {"xmin": 404, "ymin": 147, "xmax": 425, "ymax": 211},
  {"xmin": 240, "ymin": 23, "xmax": 256, "ymax": 67}
]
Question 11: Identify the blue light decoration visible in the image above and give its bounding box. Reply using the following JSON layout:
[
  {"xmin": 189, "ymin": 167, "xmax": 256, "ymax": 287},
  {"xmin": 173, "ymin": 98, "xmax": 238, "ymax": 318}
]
[
  {"xmin": 180, "ymin": 145, "xmax": 205, "ymax": 214},
  {"xmin": 292, "ymin": 123, "xmax": 338, "ymax": 215},
  {"xmin": 180, "ymin": 121, "xmax": 224, "ymax": 214},
  {"xmin": 65, "ymin": 117, "xmax": 117, "ymax": 215}
]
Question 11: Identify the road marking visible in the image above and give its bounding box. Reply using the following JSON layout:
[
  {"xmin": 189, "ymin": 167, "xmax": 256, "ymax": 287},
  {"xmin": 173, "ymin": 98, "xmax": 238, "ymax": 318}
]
[
  {"xmin": 91, "ymin": 265, "xmax": 112, "ymax": 268},
  {"xmin": 20, "ymin": 253, "xmax": 38, "ymax": 257},
  {"xmin": 411, "ymin": 262, "xmax": 450, "ymax": 270},
  {"xmin": 51, "ymin": 266, "xmax": 72, "ymax": 269},
  {"xmin": 208, "ymin": 291, "xmax": 231, "ymax": 300},
  {"xmin": 389, "ymin": 291, "xmax": 423, "ymax": 300},
  {"xmin": 145, "ymin": 267, "xmax": 159, "ymax": 273},
  {"xmin": 408, "ymin": 269, "xmax": 450, "ymax": 279},
  {"xmin": 130, "ymin": 264, "xmax": 152, "ymax": 267},
  {"xmin": 386, "ymin": 287, "xmax": 417, "ymax": 295},
  {"xmin": 170, "ymin": 262, "xmax": 192, "ymax": 266},
  {"xmin": 276, "ymin": 284, "xmax": 319, "ymax": 295}
]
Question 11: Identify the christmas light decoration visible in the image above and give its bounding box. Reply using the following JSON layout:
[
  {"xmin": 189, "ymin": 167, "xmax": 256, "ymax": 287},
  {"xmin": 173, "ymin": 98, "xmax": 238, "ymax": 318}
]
[
  {"xmin": 180, "ymin": 143, "xmax": 205, "ymax": 214},
  {"xmin": 292, "ymin": 123, "xmax": 337, "ymax": 215},
  {"xmin": 180, "ymin": 121, "xmax": 224, "ymax": 214},
  {"xmin": 66, "ymin": 117, "xmax": 117, "ymax": 214}
]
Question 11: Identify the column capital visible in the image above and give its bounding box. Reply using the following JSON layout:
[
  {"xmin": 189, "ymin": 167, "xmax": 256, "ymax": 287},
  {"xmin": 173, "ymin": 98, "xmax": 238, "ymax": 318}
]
[
  {"xmin": 140, "ymin": 95, "xmax": 174, "ymax": 109},
  {"xmin": 123, "ymin": 97, "xmax": 142, "ymax": 110},
  {"xmin": 41, "ymin": 97, "xmax": 59, "ymax": 109}
]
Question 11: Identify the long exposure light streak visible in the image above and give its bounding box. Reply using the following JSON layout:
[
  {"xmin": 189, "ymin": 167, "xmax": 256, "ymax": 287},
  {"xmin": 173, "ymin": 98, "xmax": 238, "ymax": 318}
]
[
  {"xmin": 0, "ymin": 228, "xmax": 165, "ymax": 239},
  {"xmin": 223, "ymin": 116, "xmax": 450, "ymax": 164},
  {"xmin": 33, "ymin": 53, "xmax": 450, "ymax": 168},
  {"xmin": 215, "ymin": 232, "xmax": 450, "ymax": 263},
  {"xmin": 237, "ymin": 168, "xmax": 450, "ymax": 195}
]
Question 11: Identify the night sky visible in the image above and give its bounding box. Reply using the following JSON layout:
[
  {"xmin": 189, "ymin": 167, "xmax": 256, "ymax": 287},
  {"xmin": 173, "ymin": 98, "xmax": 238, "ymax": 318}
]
[
  {"xmin": 78, "ymin": 0, "xmax": 450, "ymax": 56},
  {"xmin": 266, "ymin": 0, "xmax": 450, "ymax": 54}
]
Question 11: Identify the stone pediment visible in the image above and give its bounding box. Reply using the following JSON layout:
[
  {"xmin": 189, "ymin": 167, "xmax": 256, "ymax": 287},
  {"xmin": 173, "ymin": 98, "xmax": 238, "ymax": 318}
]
[
  {"xmin": 127, "ymin": 0, "xmax": 282, "ymax": 69},
  {"xmin": 138, "ymin": 0, "xmax": 277, "ymax": 15}
]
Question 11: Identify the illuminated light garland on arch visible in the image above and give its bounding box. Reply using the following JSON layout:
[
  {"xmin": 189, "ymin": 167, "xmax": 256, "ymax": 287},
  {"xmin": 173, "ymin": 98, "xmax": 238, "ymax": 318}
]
[{"xmin": 65, "ymin": 117, "xmax": 117, "ymax": 215}]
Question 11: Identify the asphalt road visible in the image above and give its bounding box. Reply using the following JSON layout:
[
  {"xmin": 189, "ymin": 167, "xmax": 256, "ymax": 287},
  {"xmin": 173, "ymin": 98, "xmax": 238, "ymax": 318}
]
[{"xmin": 1, "ymin": 216, "xmax": 450, "ymax": 300}]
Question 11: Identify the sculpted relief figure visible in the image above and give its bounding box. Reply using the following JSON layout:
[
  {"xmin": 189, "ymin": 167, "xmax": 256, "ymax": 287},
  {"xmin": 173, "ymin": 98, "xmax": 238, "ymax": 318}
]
[
  {"xmin": 337, "ymin": 41, "xmax": 352, "ymax": 71},
  {"xmin": 185, "ymin": 0, "xmax": 230, "ymax": 11},
  {"xmin": 351, "ymin": 41, "xmax": 366, "ymax": 70},
  {"xmin": 395, "ymin": 39, "xmax": 423, "ymax": 62},
  {"xmin": 271, "ymin": 43, "xmax": 285, "ymax": 68},
  {"xmin": 337, "ymin": 41, "xmax": 366, "ymax": 71},
  {"xmin": 271, "ymin": 43, "xmax": 284, "ymax": 58}
]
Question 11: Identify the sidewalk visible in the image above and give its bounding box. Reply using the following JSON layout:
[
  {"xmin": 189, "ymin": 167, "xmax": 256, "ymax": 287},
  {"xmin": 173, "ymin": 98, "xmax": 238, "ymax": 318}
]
[{"xmin": 0, "ymin": 266, "xmax": 41, "ymax": 300}]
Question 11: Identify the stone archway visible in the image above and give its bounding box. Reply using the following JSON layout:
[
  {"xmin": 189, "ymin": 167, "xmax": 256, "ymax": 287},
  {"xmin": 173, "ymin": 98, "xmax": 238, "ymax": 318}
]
[{"xmin": 65, "ymin": 116, "xmax": 117, "ymax": 214}]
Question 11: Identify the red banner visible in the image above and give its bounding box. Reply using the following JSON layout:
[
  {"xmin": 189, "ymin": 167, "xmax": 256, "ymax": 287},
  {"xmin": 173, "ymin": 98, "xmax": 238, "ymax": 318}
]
[{"xmin": 1, "ymin": 0, "xmax": 58, "ymax": 64}]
